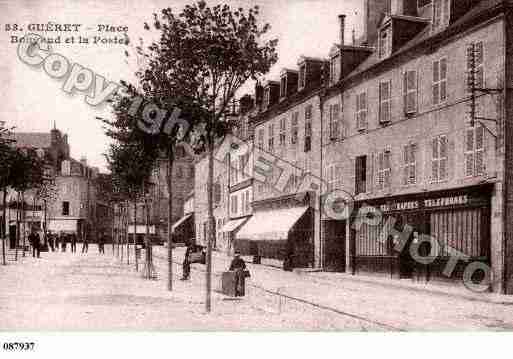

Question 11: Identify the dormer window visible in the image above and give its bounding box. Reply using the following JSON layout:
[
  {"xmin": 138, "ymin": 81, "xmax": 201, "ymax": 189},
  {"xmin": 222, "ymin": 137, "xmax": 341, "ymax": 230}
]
[
  {"xmin": 298, "ymin": 64, "xmax": 306, "ymax": 90},
  {"xmin": 263, "ymin": 87, "xmax": 270, "ymax": 108},
  {"xmin": 330, "ymin": 53, "xmax": 341, "ymax": 85},
  {"xmin": 432, "ymin": 0, "xmax": 450, "ymax": 32},
  {"xmin": 280, "ymin": 76, "xmax": 287, "ymax": 99},
  {"xmin": 379, "ymin": 25, "xmax": 392, "ymax": 59}
]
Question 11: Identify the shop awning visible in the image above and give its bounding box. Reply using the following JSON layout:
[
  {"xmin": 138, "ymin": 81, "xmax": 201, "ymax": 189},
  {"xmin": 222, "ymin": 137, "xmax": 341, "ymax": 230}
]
[
  {"xmin": 221, "ymin": 217, "xmax": 248, "ymax": 233},
  {"xmin": 171, "ymin": 213, "xmax": 193, "ymax": 233},
  {"xmin": 236, "ymin": 206, "xmax": 309, "ymax": 241}
]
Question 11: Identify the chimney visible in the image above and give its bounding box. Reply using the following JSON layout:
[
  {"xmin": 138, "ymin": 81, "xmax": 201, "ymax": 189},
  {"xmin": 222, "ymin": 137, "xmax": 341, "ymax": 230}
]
[{"xmin": 338, "ymin": 14, "xmax": 346, "ymax": 46}]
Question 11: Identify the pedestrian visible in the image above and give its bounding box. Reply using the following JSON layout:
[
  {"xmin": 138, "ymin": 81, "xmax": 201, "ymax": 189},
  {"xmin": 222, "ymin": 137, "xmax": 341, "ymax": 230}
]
[
  {"xmin": 81, "ymin": 235, "xmax": 89, "ymax": 253},
  {"xmin": 71, "ymin": 233, "xmax": 77, "ymax": 253},
  {"xmin": 47, "ymin": 231, "xmax": 55, "ymax": 252},
  {"xmin": 229, "ymin": 252, "xmax": 248, "ymax": 297},
  {"xmin": 98, "ymin": 233, "xmax": 105, "ymax": 254},
  {"xmin": 61, "ymin": 232, "xmax": 67, "ymax": 252},
  {"xmin": 28, "ymin": 228, "xmax": 40, "ymax": 258},
  {"xmin": 181, "ymin": 244, "xmax": 192, "ymax": 280}
]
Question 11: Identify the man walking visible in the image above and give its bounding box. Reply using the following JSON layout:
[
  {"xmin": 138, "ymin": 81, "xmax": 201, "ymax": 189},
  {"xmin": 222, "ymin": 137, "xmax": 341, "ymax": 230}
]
[
  {"xmin": 61, "ymin": 232, "xmax": 67, "ymax": 252},
  {"xmin": 70, "ymin": 233, "xmax": 77, "ymax": 253},
  {"xmin": 28, "ymin": 228, "xmax": 40, "ymax": 258},
  {"xmin": 229, "ymin": 252, "xmax": 248, "ymax": 297},
  {"xmin": 81, "ymin": 235, "xmax": 89, "ymax": 253},
  {"xmin": 47, "ymin": 231, "xmax": 55, "ymax": 252},
  {"xmin": 98, "ymin": 233, "xmax": 105, "ymax": 254}
]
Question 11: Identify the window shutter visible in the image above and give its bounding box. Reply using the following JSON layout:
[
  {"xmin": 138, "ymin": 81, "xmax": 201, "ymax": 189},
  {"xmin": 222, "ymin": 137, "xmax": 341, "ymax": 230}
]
[
  {"xmin": 403, "ymin": 72, "xmax": 408, "ymax": 114},
  {"xmin": 465, "ymin": 128, "xmax": 475, "ymax": 176},
  {"xmin": 377, "ymin": 152, "xmax": 384, "ymax": 189},
  {"xmin": 475, "ymin": 126, "xmax": 485, "ymax": 175},
  {"xmin": 431, "ymin": 138, "xmax": 439, "ymax": 181},
  {"xmin": 366, "ymin": 154, "xmax": 373, "ymax": 193},
  {"xmin": 403, "ymin": 145, "xmax": 409, "ymax": 185},
  {"xmin": 440, "ymin": 58, "xmax": 447, "ymax": 101},
  {"xmin": 439, "ymin": 136, "xmax": 448, "ymax": 180},
  {"xmin": 442, "ymin": 0, "xmax": 450, "ymax": 26},
  {"xmin": 410, "ymin": 144, "xmax": 417, "ymax": 184},
  {"xmin": 384, "ymin": 151, "xmax": 391, "ymax": 189},
  {"xmin": 433, "ymin": 61, "xmax": 440, "ymax": 104}
]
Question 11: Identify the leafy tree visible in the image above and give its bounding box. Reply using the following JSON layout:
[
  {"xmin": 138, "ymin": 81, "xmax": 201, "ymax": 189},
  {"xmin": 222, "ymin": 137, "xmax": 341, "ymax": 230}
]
[{"xmin": 142, "ymin": 1, "xmax": 278, "ymax": 311}]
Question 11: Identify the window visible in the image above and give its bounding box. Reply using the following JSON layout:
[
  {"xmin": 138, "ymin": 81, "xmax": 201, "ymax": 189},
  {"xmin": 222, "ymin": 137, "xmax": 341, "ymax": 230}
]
[
  {"xmin": 304, "ymin": 105, "xmax": 312, "ymax": 152},
  {"xmin": 432, "ymin": 0, "xmax": 450, "ymax": 32},
  {"xmin": 176, "ymin": 165, "xmax": 183, "ymax": 178},
  {"xmin": 403, "ymin": 143, "xmax": 417, "ymax": 185},
  {"xmin": 239, "ymin": 155, "xmax": 245, "ymax": 180},
  {"xmin": 466, "ymin": 42, "xmax": 484, "ymax": 91},
  {"xmin": 245, "ymin": 191, "xmax": 250, "ymax": 213},
  {"xmin": 432, "ymin": 135, "xmax": 448, "ymax": 182},
  {"xmin": 291, "ymin": 112, "xmax": 299, "ymax": 144},
  {"xmin": 279, "ymin": 118, "xmax": 286, "ymax": 146},
  {"xmin": 329, "ymin": 104, "xmax": 340, "ymax": 140},
  {"xmin": 376, "ymin": 150, "xmax": 391, "ymax": 190},
  {"xmin": 326, "ymin": 164, "xmax": 342, "ymax": 192},
  {"xmin": 231, "ymin": 195, "xmax": 238, "ymax": 215},
  {"xmin": 62, "ymin": 201, "xmax": 70, "ymax": 216},
  {"xmin": 330, "ymin": 54, "xmax": 340, "ymax": 84},
  {"xmin": 241, "ymin": 193, "xmax": 245, "ymax": 215},
  {"xmin": 355, "ymin": 156, "xmax": 367, "ymax": 195},
  {"xmin": 268, "ymin": 123, "xmax": 274, "ymax": 153},
  {"xmin": 280, "ymin": 76, "xmax": 287, "ymax": 98},
  {"xmin": 379, "ymin": 80, "xmax": 392, "ymax": 124},
  {"xmin": 258, "ymin": 128, "xmax": 264, "ymax": 149},
  {"xmin": 264, "ymin": 87, "xmax": 270, "ymax": 108},
  {"xmin": 433, "ymin": 58, "xmax": 447, "ymax": 105},
  {"xmin": 379, "ymin": 26, "xmax": 392, "ymax": 59},
  {"xmin": 299, "ymin": 64, "xmax": 306, "ymax": 89},
  {"xmin": 465, "ymin": 125, "xmax": 485, "ymax": 177},
  {"xmin": 403, "ymin": 70, "xmax": 417, "ymax": 114},
  {"xmin": 356, "ymin": 92, "xmax": 367, "ymax": 131},
  {"xmin": 217, "ymin": 218, "xmax": 222, "ymax": 242}
]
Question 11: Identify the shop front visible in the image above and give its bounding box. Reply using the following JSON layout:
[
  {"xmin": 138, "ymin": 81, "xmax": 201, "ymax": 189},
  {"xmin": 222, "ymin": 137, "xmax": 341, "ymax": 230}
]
[
  {"xmin": 350, "ymin": 184, "xmax": 492, "ymax": 283},
  {"xmin": 235, "ymin": 193, "xmax": 314, "ymax": 270}
]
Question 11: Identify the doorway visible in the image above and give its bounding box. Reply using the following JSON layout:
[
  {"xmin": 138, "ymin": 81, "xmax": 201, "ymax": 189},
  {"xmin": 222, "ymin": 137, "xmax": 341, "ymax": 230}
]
[
  {"xmin": 323, "ymin": 220, "xmax": 346, "ymax": 272},
  {"xmin": 9, "ymin": 225, "xmax": 16, "ymax": 249}
]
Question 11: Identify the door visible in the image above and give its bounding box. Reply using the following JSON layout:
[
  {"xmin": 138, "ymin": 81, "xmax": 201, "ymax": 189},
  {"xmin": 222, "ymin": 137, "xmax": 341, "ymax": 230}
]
[
  {"xmin": 399, "ymin": 212, "xmax": 429, "ymax": 278},
  {"xmin": 323, "ymin": 220, "xmax": 346, "ymax": 272},
  {"xmin": 9, "ymin": 225, "xmax": 16, "ymax": 249}
]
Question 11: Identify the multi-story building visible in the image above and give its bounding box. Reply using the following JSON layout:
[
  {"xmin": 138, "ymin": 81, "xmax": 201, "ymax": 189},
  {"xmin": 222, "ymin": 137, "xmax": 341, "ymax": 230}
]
[
  {"xmin": 196, "ymin": 0, "xmax": 513, "ymax": 294},
  {"xmin": 3, "ymin": 127, "xmax": 112, "ymax": 246}
]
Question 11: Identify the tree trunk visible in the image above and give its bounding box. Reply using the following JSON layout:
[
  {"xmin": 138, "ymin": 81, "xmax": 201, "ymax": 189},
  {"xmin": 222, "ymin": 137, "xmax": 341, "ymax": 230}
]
[
  {"xmin": 134, "ymin": 197, "xmax": 137, "ymax": 270},
  {"xmin": 21, "ymin": 191, "xmax": 25, "ymax": 257},
  {"xmin": 2, "ymin": 186, "xmax": 6, "ymax": 265},
  {"xmin": 15, "ymin": 191, "xmax": 19, "ymax": 261},
  {"xmin": 126, "ymin": 200, "xmax": 130, "ymax": 265},
  {"xmin": 167, "ymin": 156, "xmax": 174, "ymax": 291},
  {"xmin": 120, "ymin": 203, "xmax": 124, "ymax": 262},
  {"xmin": 205, "ymin": 138, "xmax": 215, "ymax": 313}
]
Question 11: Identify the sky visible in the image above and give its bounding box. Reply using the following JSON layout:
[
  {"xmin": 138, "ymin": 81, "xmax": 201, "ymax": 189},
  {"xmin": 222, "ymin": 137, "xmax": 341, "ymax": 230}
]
[{"xmin": 0, "ymin": 0, "xmax": 363, "ymax": 172}]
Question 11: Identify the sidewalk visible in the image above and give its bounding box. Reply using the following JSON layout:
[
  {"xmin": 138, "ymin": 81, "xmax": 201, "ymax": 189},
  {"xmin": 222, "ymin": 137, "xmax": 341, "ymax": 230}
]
[{"xmin": 159, "ymin": 245, "xmax": 513, "ymax": 330}]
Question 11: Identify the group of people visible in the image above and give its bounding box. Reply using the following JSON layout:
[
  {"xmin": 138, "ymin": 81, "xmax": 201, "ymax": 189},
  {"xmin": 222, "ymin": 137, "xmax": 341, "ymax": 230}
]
[{"xmin": 27, "ymin": 228, "xmax": 107, "ymax": 257}]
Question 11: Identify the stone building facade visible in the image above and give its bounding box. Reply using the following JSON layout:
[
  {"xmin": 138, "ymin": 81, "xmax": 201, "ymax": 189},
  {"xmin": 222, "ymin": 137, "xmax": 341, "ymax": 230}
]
[{"xmin": 191, "ymin": 0, "xmax": 513, "ymax": 293}]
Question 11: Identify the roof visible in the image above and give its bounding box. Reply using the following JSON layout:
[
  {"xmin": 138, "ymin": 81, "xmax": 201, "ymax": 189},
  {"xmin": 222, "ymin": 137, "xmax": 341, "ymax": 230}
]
[
  {"xmin": 12, "ymin": 132, "xmax": 52, "ymax": 148},
  {"xmin": 345, "ymin": 0, "xmax": 506, "ymax": 83}
]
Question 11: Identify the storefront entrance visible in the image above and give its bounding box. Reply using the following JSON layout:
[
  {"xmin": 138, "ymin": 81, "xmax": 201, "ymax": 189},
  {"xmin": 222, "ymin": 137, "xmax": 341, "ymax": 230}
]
[
  {"xmin": 351, "ymin": 184, "xmax": 492, "ymax": 283},
  {"xmin": 323, "ymin": 220, "xmax": 346, "ymax": 272}
]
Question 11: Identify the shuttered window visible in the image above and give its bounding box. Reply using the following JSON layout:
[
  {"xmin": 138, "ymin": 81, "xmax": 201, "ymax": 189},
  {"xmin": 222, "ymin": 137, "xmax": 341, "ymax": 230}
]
[
  {"xmin": 268, "ymin": 123, "xmax": 274, "ymax": 153},
  {"xmin": 279, "ymin": 118, "xmax": 286, "ymax": 146},
  {"xmin": 403, "ymin": 143, "xmax": 417, "ymax": 185},
  {"xmin": 356, "ymin": 92, "xmax": 367, "ymax": 131},
  {"xmin": 432, "ymin": 0, "xmax": 450, "ymax": 32},
  {"xmin": 465, "ymin": 125, "xmax": 485, "ymax": 177},
  {"xmin": 376, "ymin": 150, "xmax": 391, "ymax": 190},
  {"xmin": 432, "ymin": 135, "xmax": 448, "ymax": 182},
  {"xmin": 433, "ymin": 58, "xmax": 447, "ymax": 105},
  {"xmin": 379, "ymin": 80, "xmax": 392, "ymax": 124},
  {"xmin": 403, "ymin": 70, "xmax": 417, "ymax": 114},
  {"xmin": 291, "ymin": 112, "xmax": 299, "ymax": 145},
  {"xmin": 304, "ymin": 105, "xmax": 312, "ymax": 152},
  {"xmin": 329, "ymin": 103, "xmax": 341, "ymax": 140}
]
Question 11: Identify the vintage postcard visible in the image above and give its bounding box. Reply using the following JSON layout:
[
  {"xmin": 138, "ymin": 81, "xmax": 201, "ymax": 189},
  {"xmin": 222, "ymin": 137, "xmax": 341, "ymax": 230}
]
[{"xmin": 1, "ymin": 0, "xmax": 513, "ymax": 356}]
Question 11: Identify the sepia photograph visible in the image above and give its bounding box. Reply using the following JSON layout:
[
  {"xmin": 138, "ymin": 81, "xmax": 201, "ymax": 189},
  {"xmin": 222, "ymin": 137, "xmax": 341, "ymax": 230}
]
[{"xmin": 1, "ymin": 0, "xmax": 513, "ymax": 356}]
